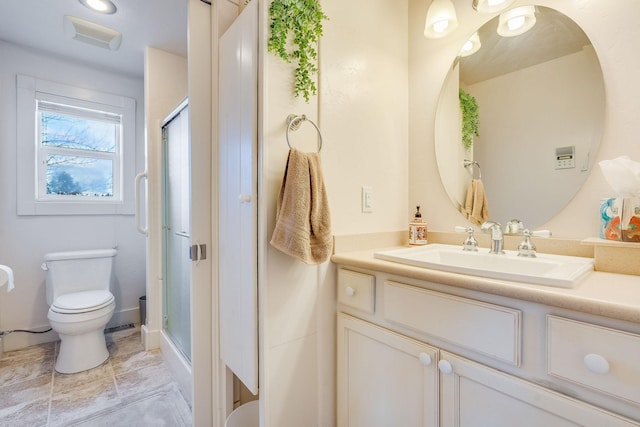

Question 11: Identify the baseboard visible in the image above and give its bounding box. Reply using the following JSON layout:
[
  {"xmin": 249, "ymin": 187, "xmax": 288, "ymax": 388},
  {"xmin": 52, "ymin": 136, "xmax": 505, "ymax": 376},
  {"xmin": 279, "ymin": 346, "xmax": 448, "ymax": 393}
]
[
  {"xmin": 161, "ymin": 330, "xmax": 193, "ymax": 407},
  {"xmin": 2, "ymin": 307, "xmax": 141, "ymax": 354},
  {"xmin": 1, "ymin": 322, "xmax": 57, "ymax": 352},
  {"xmin": 107, "ymin": 306, "xmax": 140, "ymax": 330},
  {"xmin": 142, "ymin": 324, "xmax": 161, "ymax": 350}
]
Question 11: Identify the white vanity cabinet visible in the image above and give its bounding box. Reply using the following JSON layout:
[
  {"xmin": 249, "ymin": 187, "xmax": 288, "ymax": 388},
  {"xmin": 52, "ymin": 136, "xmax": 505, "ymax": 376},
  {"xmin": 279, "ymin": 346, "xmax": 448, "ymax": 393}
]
[
  {"xmin": 337, "ymin": 314, "xmax": 439, "ymax": 427},
  {"xmin": 336, "ymin": 267, "xmax": 640, "ymax": 427},
  {"xmin": 439, "ymin": 351, "xmax": 635, "ymax": 426}
]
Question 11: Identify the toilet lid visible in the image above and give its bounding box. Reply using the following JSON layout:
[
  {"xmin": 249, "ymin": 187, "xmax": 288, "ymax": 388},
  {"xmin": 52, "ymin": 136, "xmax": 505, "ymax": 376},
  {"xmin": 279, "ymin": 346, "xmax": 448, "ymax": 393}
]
[{"xmin": 51, "ymin": 290, "xmax": 114, "ymax": 314}]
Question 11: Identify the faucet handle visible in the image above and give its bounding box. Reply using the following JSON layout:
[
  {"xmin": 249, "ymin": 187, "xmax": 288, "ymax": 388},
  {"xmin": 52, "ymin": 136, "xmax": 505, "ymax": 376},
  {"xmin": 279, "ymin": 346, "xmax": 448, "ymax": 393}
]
[
  {"xmin": 530, "ymin": 229, "xmax": 552, "ymax": 238},
  {"xmin": 517, "ymin": 229, "xmax": 537, "ymax": 257},
  {"xmin": 455, "ymin": 226, "xmax": 478, "ymax": 251},
  {"xmin": 505, "ymin": 219, "xmax": 525, "ymax": 234}
]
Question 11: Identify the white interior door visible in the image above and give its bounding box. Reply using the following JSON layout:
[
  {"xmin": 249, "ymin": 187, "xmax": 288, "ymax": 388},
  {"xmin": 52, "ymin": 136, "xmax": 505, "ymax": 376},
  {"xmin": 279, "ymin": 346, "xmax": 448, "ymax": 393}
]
[{"xmin": 218, "ymin": 0, "xmax": 258, "ymax": 395}]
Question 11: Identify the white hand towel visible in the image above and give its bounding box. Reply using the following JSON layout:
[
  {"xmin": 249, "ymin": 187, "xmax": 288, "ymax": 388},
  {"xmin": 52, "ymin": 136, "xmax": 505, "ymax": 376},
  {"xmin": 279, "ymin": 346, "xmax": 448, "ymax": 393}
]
[{"xmin": 0, "ymin": 265, "xmax": 15, "ymax": 292}]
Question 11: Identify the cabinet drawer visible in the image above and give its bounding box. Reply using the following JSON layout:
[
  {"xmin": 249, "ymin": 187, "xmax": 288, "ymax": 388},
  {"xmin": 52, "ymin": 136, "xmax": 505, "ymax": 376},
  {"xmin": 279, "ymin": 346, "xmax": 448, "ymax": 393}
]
[
  {"xmin": 547, "ymin": 315, "xmax": 640, "ymax": 405},
  {"xmin": 337, "ymin": 269, "xmax": 375, "ymax": 314},
  {"xmin": 383, "ymin": 281, "xmax": 521, "ymax": 365}
]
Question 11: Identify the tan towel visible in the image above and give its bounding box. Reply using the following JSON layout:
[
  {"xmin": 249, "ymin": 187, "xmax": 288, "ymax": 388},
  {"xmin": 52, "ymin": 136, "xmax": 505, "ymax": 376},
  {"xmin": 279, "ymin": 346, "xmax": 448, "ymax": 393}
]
[
  {"xmin": 270, "ymin": 149, "xmax": 333, "ymax": 264},
  {"xmin": 462, "ymin": 179, "xmax": 489, "ymax": 226}
]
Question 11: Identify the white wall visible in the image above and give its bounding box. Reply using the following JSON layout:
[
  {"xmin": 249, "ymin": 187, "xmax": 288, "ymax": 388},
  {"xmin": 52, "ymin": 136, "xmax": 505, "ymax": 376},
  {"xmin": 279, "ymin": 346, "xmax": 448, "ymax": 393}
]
[
  {"xmin": 258, "ymin": 0, "xmax": 408, "ymax": 425},
  {"xmin": 0, "ymin": 40, "xmax": 146, "ymax": 351},
  {"xmin": 143, "ymin": 47, "xmax": 187, "ymax": 343},
  {"xmin": 410, "ymin": 0, "xmax": 640, "ymax": 239}
]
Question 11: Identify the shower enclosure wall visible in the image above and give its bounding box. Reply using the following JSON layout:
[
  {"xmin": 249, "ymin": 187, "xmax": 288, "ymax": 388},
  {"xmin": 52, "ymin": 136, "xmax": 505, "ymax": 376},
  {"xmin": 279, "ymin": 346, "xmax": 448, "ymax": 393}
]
[{"xmin": 161, "ymin": 100, "xmax": 191, "ymax": 362}]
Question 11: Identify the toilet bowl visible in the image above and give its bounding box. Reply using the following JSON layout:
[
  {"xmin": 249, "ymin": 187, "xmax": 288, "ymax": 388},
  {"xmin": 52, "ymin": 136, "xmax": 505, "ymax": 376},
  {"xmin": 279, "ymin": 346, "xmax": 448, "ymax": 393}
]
[
  {"xmin": 48, "ymin": 290, "xmax": 115, "ymax": 373},
  {"xmin": 43, "ymin": 249, "xmax": 117, "ymax": 374}
]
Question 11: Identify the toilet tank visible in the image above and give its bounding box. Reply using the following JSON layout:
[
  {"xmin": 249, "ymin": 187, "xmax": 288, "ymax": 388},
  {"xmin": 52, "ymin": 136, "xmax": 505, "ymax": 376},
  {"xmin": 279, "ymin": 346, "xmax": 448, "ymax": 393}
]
[{"xmin": 44, "ymin": 249, "xmax": 117, "ymax": 305}]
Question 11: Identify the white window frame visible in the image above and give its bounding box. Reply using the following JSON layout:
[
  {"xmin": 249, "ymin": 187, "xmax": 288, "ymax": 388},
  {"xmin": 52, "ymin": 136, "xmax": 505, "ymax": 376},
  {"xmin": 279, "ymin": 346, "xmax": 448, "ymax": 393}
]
[{"xmin": 17, "ymin": 75, "xmax": 136, "ymax": 215}]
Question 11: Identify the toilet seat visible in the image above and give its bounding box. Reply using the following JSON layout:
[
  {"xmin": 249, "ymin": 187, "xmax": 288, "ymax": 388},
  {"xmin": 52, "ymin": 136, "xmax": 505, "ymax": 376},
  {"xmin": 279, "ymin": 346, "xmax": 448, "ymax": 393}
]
[{"xmin": 51, "ymin": 290, "xmax": 115, "ymax": 314}]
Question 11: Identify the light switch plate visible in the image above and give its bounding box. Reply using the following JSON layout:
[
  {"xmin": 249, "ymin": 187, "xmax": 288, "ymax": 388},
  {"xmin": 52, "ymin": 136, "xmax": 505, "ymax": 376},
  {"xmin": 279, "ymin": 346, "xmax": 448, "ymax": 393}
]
[{"xmin": 362, "ymin": 186, "xmax": 373, "ymax": 213}]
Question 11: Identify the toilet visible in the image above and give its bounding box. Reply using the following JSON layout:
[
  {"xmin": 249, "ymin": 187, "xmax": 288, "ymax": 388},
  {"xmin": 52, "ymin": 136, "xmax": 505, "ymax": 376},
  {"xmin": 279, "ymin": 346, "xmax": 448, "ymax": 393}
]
[{"xmin": 43, "ymin": 248, "xmax": 117, "ymax": 374}]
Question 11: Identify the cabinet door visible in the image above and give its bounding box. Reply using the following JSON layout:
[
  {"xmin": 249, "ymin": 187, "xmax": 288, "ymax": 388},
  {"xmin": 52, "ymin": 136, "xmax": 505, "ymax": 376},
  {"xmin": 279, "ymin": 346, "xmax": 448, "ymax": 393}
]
[
  {"xmin": 219, "ymin": 0, "xmax": 259, "ymax": 395},
  {"xmin": 337, "ymin": 314, "xmax": 438, "ymax": 427},
  {"xmin": 439, "ymin": 351, "xmax": 637, "ymax": 427}
]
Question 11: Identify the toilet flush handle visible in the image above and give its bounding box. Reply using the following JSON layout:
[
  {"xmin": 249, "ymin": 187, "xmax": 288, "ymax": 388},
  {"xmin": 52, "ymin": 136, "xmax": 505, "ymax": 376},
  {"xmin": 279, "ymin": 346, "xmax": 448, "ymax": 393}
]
[{"xmin": 41, "ymin": 263, "xmax": 49, "ymax": 271}]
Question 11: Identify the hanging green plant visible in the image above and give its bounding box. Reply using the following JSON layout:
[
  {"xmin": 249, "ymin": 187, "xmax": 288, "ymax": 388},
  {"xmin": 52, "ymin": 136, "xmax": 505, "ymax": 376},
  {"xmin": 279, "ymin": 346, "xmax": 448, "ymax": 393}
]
[
  {"xmin": 268, "ymin": 0, "xmax": 329, "ymax": 103},
  {"xmin": 459, "ymin": 88, "xmax": 479, "ymax": 150}
]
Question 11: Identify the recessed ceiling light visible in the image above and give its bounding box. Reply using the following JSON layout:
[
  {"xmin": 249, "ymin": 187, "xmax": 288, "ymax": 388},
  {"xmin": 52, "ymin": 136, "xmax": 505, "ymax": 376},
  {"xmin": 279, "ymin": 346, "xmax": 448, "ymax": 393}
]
[{"xmin": 78, "ymin": 0, "xmax": 117, "ymax": 14}]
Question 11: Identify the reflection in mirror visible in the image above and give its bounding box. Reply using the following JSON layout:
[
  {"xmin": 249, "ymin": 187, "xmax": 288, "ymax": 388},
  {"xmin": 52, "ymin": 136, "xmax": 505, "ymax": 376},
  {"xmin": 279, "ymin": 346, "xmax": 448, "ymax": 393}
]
[{"xmin": 435, "ymin": 5, "xmax": 605, "ymax": 229}]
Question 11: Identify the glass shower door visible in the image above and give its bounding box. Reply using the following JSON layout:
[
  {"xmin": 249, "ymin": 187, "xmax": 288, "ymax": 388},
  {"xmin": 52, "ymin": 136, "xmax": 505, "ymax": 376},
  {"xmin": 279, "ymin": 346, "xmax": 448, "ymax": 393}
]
[{"xmin": 162, "ymin": 102, "xmax": 191, "ymax": 361}]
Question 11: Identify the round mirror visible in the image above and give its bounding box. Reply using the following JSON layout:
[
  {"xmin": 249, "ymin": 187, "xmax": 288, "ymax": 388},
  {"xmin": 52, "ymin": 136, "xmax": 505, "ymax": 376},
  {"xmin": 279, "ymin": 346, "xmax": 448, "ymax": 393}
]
[{"xmin": 435, "ymin": 5, "xmax": 605, "ymax": 229}]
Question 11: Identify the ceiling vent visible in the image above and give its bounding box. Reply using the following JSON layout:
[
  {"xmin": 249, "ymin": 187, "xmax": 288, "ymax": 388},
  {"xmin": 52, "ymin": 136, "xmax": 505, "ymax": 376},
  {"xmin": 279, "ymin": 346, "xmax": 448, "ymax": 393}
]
[{"xmin": 63, "ymin": 15, "xmax": 122, "ymax": 51}]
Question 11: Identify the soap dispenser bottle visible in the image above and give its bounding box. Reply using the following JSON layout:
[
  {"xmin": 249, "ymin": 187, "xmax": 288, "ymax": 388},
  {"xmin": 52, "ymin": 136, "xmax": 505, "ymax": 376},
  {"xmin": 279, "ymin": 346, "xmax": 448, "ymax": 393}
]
[{"xmin": 409, "ymin": 206, "xmax": 428, "ymax": 246}]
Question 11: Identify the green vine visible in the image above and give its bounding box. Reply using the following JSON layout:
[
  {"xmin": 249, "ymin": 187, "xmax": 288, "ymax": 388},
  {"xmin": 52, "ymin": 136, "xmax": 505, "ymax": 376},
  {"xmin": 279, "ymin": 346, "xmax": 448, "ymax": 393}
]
[
  {"xmin": 268, "ymin": 0, "xmax": 328, "ymax": 102},
  {"xmin": 459, "ymin": 88, "xmax": 479, "ymax": 150}
]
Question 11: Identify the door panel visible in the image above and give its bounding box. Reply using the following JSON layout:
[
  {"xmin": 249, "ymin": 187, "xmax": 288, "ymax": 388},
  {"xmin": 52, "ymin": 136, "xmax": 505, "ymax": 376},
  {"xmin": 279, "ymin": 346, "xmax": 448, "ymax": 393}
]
[
  {"xmin": 218, "ymin": 0, "xmax": 259, "ymax": 395},
  {"xmin": 162, "ymin": 104, "xmax": 191, "ymax": 360}
]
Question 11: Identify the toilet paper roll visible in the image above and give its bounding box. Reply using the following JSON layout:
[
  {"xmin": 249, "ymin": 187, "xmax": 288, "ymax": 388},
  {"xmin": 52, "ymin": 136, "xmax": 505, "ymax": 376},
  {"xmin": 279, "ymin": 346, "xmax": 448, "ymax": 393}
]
[{"xmin": 0, "ymin": 265, "xmax": 15, "ymax": 292}]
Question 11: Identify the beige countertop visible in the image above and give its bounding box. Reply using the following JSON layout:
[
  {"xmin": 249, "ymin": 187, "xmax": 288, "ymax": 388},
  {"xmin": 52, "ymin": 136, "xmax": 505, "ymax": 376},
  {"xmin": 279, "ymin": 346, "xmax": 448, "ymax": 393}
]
[{"xmin": 331, "ymin": 247, "xmax": 640, "ymax": 324}]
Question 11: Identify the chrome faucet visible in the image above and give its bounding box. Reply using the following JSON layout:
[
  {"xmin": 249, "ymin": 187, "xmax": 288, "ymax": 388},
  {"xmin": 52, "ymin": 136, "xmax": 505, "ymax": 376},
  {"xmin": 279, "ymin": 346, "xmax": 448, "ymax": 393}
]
[
  {"xmin": 481, "ymin": 221, "xmax": 505, "ymax": 254},
  {"xmin": 517, "ymin": 229, "xmax": 552, "ymax": 257},
  {"xmin": 455, "ymin": 226, "xmax": 478, "ymax": 251},
  {"xmin": 517, "ymin": 229, "xmax": 537, "ymax": 257}
]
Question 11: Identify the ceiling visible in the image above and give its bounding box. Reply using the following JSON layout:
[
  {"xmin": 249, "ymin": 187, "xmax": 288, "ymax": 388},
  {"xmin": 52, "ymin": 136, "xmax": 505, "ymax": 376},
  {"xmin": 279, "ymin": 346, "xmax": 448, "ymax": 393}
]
[
  {"xmin": 0, "ymin": 0, "xmax": 188, "ymax": 78},
  {"xmin": 460, "ymin": 6, "xmax": 592, "ymax": 85}
]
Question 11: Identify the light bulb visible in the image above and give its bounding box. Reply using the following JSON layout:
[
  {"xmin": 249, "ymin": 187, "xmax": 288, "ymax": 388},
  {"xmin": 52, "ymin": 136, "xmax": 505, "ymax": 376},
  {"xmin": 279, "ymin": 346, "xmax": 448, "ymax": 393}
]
[
  {"xmin": 87, "ymin": 0, "xmax": 108, "ymax": 11},
  {"xmin": 459, "ymin": 32, "xmax": 481, "ymax": 57},
  {"xmin": 78, "ymin": 0, "xmax": 117, "ymax": 14},
  {"xmin": 433, "ymin": 20, "xmax": 450, "ymax": 34},
  {"xmin": 424, "ymin": 0, "xmax": 458, "ymax": 39},
  {"xmin": 508, "ymin": 15, "xmax": 525, "ymax": 31},
  {"xmin": 497, "ymin": 5, "xmax": 536, "ymax": 37}
]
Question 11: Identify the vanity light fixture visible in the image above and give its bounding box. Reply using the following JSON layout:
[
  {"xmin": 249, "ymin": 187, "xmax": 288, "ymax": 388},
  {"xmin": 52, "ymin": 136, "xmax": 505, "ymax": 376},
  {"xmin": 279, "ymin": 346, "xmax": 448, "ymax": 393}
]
[
  {"xmin": 497, "ymin": 5, "xmax": 536, "ymax": 37},
  {"xmin": 424, "ymin": 0, "xmax": 459, "ymax": 39},
  {"xmin": 472, "ymin": 0, "xmax": 516, "ymax": 14},
  {"xmin": 78, "ymin": 0, "xmax": 117, "ymax": 14},
  {"xmin": 459, "ymin": 32, "xmax": 481, "ymax": 57}
]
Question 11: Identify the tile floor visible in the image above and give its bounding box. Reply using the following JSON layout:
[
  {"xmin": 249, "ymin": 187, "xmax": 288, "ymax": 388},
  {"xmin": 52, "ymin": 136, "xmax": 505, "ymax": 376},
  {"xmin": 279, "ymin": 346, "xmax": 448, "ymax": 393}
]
[{"xmin": 0, "ymin": 326, "xmax": 192, "ymax": 426}]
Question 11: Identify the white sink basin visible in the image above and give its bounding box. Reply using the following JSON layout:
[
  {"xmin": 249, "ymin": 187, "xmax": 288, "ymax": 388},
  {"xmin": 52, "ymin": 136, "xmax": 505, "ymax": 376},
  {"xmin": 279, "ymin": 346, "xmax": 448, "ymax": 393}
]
[{"xmin": 374, "ymin": 244, "xmax": 594, "ymax": 288}]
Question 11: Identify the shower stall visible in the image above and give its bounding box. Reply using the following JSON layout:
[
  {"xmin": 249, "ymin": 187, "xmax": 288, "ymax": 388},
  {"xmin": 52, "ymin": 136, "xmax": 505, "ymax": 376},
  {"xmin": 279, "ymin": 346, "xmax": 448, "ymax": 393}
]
[{"xmin": 161, "ymin": 100, "xmax": 191, "ymax": 362}]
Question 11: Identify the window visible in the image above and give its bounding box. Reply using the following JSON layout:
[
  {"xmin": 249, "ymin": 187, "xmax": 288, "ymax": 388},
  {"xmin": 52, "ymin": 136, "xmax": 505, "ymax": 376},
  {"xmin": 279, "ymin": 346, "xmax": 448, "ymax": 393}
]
[{"xmin": 17, "ymin": 75, "xmax": 136, "ymax": 215}]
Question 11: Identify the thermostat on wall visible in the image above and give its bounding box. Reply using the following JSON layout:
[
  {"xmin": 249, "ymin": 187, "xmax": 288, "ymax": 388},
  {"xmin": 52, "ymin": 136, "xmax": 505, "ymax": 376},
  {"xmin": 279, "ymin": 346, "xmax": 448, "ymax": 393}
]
[{"xmin": 555, "ymin": 146, "xmax": 575, "ymax": 169}]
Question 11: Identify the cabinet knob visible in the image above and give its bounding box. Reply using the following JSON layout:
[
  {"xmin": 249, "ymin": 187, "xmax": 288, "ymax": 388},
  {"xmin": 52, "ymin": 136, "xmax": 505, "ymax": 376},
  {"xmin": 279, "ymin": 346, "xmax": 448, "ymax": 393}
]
[
  {"xmin": 438, "ymin": 359, "xmax": 453, "ymax": 374},
  {"xmin": 345, "ymin": 286, "xmax": 356, "ymax": 297},
  {"xmin": 239, "ymin": 194, "xmax": 252, "ymax": 203},
  {"xmin": 583, "ymin": 353, "xmax": 610, "ymax": 374},
  {"xmin": 419, "ymin": 352, "xmax": 432, "ymax": 366}
]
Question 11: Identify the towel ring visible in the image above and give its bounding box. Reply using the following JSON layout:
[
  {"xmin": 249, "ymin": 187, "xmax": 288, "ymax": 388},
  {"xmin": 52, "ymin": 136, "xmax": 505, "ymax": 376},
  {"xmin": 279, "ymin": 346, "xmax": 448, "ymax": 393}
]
[
  {"xmin": 286, "ymin": 114, "xmax": 323, "ymax": 153},
  {"xmin": 463, "ymin": 159, "xmax": 482, "ymax": 180}
]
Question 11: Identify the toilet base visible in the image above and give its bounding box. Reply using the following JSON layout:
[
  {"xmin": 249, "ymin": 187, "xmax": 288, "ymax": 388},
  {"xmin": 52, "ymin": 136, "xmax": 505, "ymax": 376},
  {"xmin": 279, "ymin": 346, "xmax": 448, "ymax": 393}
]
[{"xmin": 56, "ymin": 328, "xmax": 110, "ymax": 374}]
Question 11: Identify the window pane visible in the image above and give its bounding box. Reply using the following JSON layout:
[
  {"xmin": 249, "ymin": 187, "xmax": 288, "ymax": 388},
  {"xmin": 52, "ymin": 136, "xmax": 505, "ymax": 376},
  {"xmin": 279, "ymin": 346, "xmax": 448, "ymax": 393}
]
[
  {"xmin": 46, "ymin": 154, "xmax": 113, "ymax": 197},
  {"xmin": 40, "ymin": 112, "xmax": 117, "ymax": 153}
]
